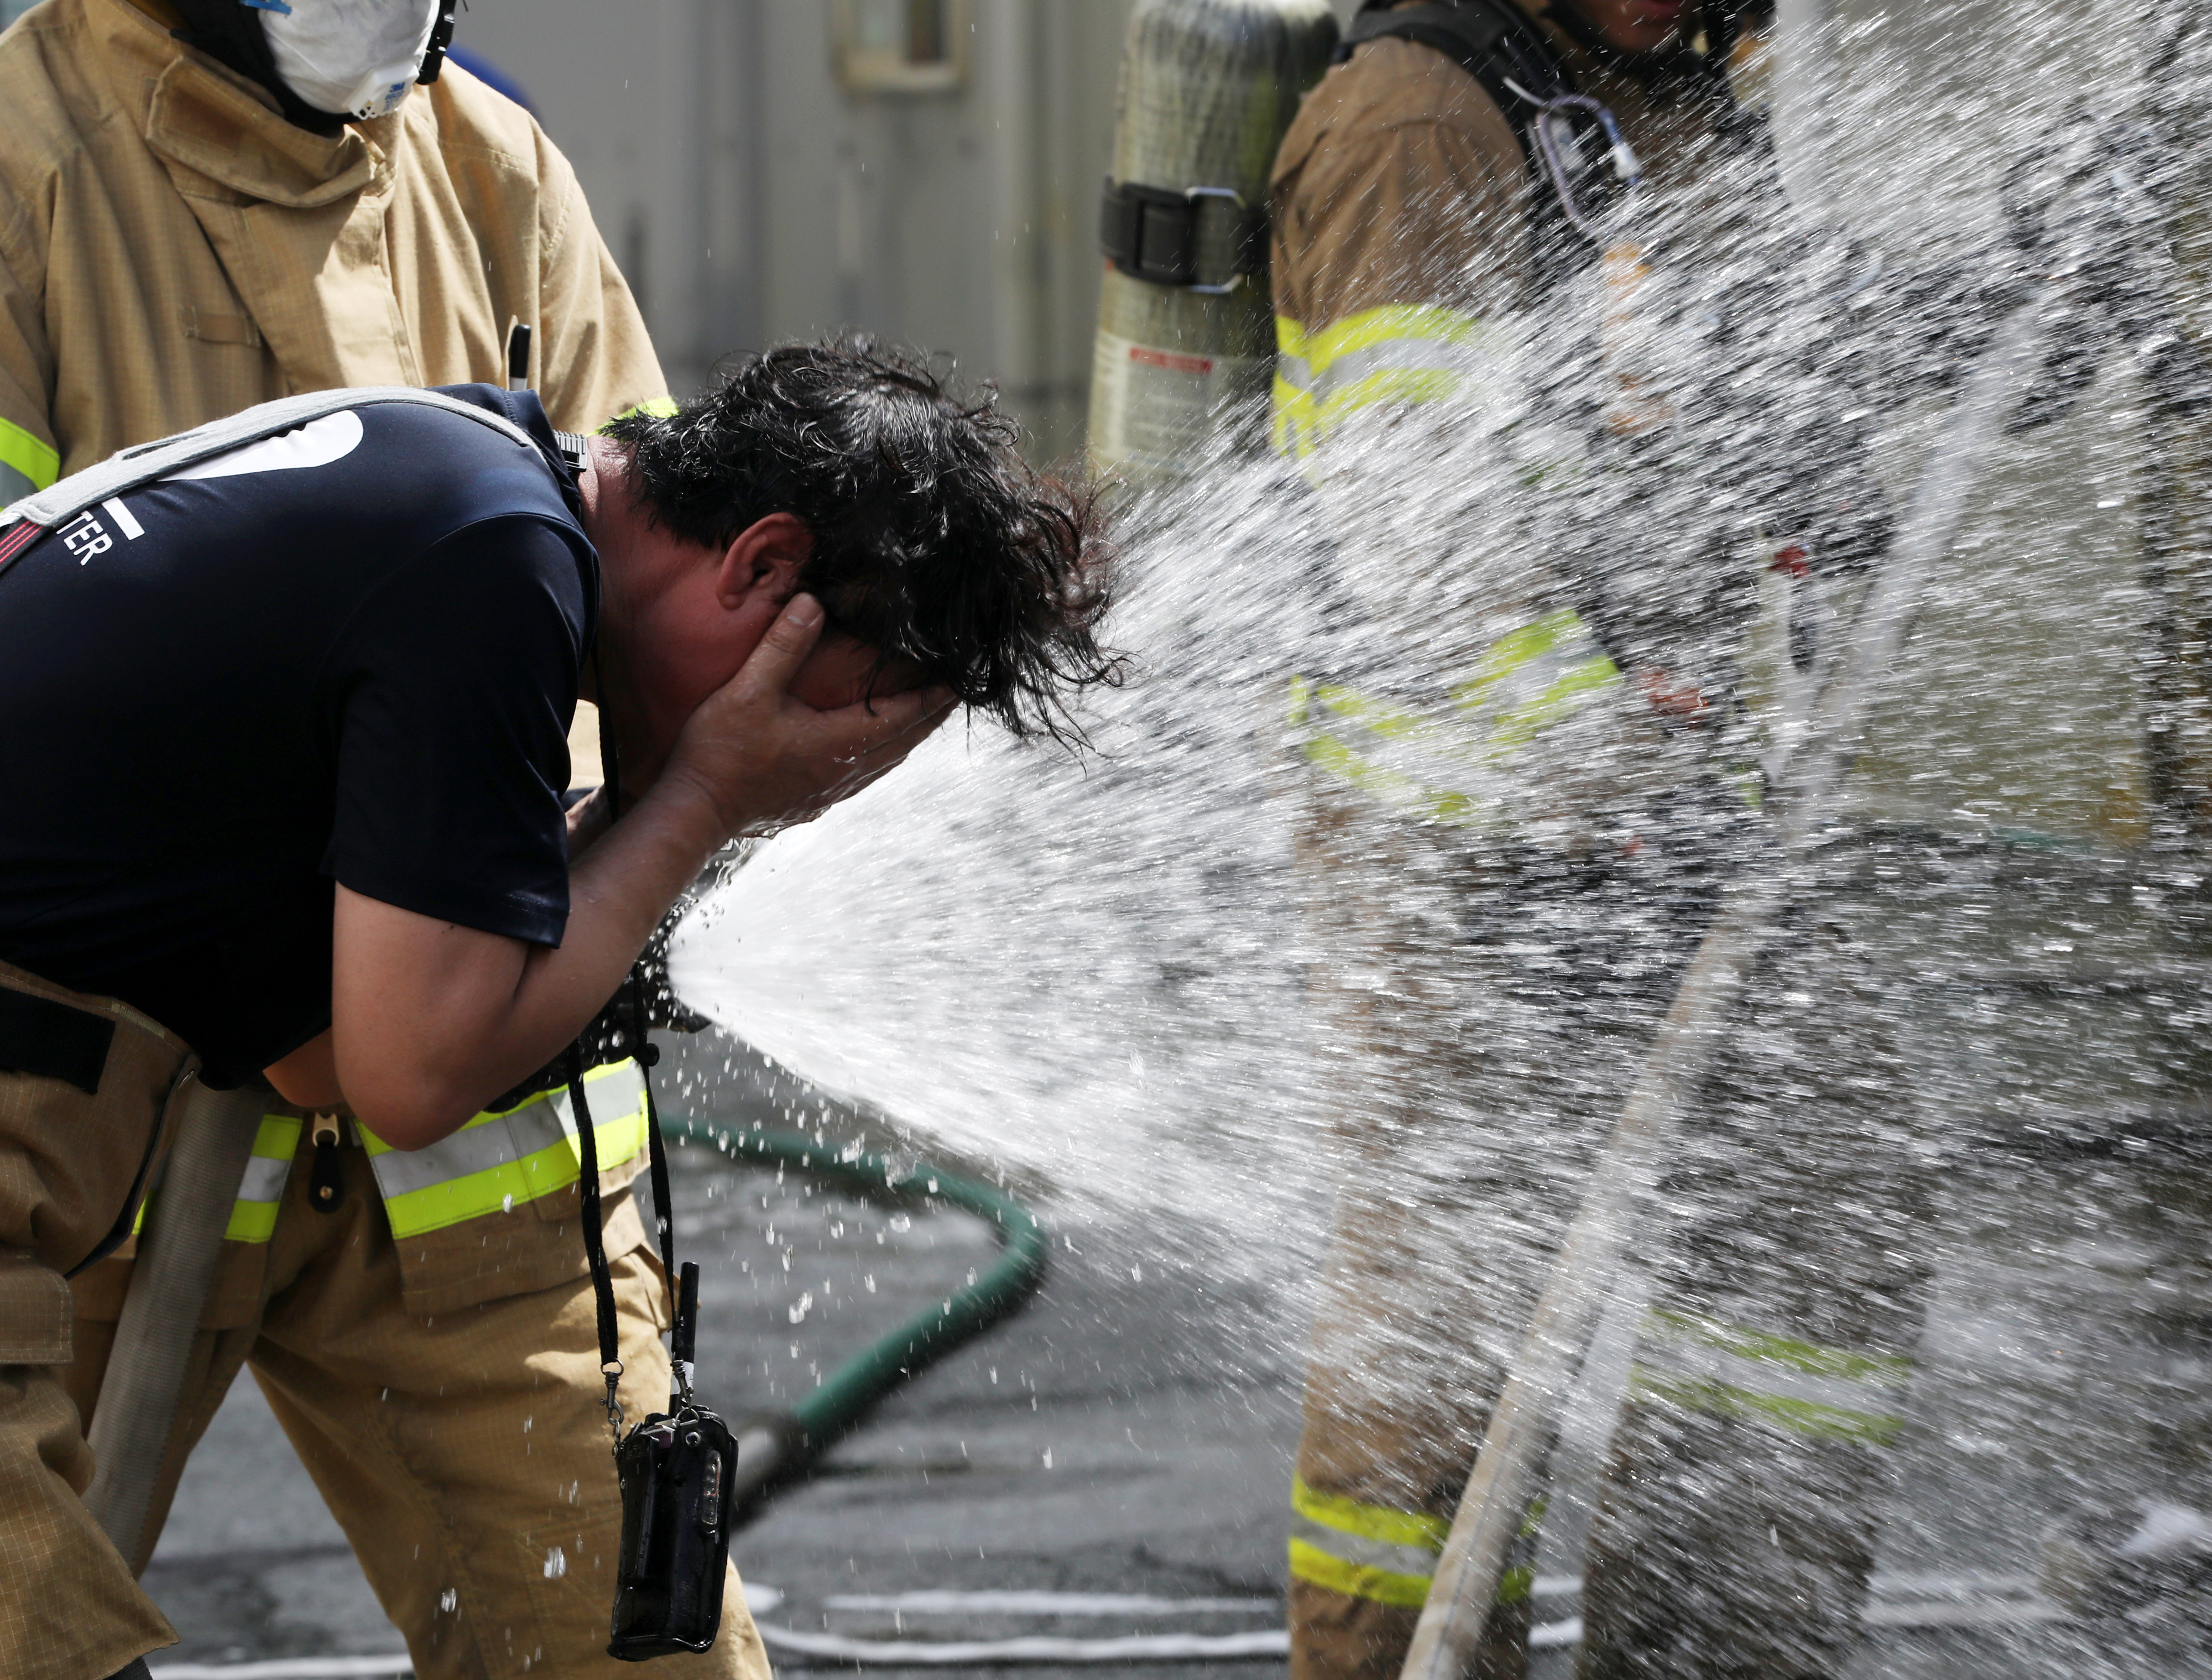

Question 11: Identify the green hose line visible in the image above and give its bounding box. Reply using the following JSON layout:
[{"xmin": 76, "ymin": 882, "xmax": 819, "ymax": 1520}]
[{"xmin": 659, "ymin": 1115, "xmax": 1048, "ymax": 1504}]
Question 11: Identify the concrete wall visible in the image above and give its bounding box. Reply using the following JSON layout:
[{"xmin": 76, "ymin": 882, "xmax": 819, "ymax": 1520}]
[
  {"xmin": 457, "ymin": 0, "xmax": 1366, "ymax": 462},
  {"xmin": 458, "ymin": 0, "xmax": 1141, "ymax": 465}
]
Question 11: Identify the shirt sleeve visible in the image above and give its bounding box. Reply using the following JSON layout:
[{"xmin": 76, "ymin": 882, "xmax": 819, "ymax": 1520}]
[
  {"xmin": 529, "ymin": 127, "xmax": 674, "ymax": 435},
  {"xmin": 319, "ymin": 515, "xmax": 589, "ymax": 945}
]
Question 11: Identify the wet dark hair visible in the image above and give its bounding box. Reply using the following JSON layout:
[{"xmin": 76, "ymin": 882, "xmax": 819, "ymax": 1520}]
[{"xmin": 601, "ymin": 338, "xmax": 1120, "ymax": 742}]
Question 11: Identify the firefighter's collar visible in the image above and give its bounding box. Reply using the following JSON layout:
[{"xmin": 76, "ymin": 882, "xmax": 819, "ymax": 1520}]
[{"xmin": 95, "ymin": 0, "xmax": 394, "ymax": 207}]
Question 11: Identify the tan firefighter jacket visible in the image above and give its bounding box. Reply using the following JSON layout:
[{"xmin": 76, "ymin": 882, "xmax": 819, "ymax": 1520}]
[
  {"xmin": 0, "ymin": 0, "xmax": 672, "ymax": 1321},
  {"xmin": 1269, "ymin": 2, "xmax": 1728, "ymax": 458},
  {"xmin": 1267, "ymin": 2, "xmax": 1746, "ymax": 857},
  {"xmin": 0, "ymin": 0, "xmax": 669, "ymax": 498}
]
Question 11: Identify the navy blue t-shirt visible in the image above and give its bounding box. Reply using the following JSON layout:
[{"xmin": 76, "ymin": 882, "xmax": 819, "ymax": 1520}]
[{"xmin": 0, "ymin": 387, "xmax": 597, "ymax": 1086}]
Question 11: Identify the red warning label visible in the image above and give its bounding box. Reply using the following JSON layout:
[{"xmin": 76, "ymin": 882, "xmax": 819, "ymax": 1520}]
[{"xmin": 1128, "ymin": 345, "xmax": 1215, "ymax": 376}]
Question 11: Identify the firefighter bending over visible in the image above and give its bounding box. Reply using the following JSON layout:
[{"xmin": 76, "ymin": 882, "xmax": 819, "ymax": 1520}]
[
  {"xmin": 0, "ymin": 343, "xmax": 1115, "ymax": 1680},
  {"xmin": 0, "ymin": 0, "xmax": 717, "ymax": 1671}
]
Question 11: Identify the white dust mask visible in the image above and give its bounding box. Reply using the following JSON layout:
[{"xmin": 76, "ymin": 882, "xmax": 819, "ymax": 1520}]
[{"xmin": 251, "ymin": 0, "xmax": 444, "ymax": 121}]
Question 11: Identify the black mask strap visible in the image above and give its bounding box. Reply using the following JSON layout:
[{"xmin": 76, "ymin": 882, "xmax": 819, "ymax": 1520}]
[{"xmin": 163, "ymin": 0, "xmax": 349, "ymax": 134}]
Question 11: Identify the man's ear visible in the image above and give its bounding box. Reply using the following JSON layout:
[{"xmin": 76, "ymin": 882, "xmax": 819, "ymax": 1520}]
[{"xmin": 716, "ymin": 513, "xmax": 815, "ymax": 608}]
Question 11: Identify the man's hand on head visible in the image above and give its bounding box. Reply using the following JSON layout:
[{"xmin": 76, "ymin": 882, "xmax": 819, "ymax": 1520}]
[
  {"xmin": 659, "ymin": 592, "xmax": 956, "ymax": 843},
  {"xmin": 319, "ymin": 593, "xmax": 949, "ymax": 1154}
]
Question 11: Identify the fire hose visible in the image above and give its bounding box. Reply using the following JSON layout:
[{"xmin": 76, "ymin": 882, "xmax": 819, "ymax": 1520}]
[{"xmin": 656, "ymin": 1116, "xmax": 1050, "ymax": 1521}]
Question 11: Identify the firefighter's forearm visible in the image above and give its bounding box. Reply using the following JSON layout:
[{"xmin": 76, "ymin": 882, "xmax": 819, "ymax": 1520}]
[{"xmin": 328, "ymin": 773, "xmax": 726, "ymax": 1149}]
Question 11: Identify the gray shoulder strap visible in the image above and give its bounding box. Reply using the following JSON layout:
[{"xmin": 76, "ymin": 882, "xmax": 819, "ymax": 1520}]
[{"xmin": 0, "ymin": 387, "xmax": 545, "ymax": 530}]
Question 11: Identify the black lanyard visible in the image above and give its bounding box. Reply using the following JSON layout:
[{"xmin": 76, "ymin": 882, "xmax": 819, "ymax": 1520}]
[{"xmin": 567, "ymin": 972, "xmax": 680, "ymax": 1442}]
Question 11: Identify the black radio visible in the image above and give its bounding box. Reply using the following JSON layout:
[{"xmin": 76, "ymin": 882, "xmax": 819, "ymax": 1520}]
[
  {"xmin": 610, "ymin": 1262, "xmax": 735, "ymax": 1659},
  {"xmin": 563, "ymin": 975, "xmax": 737, "ymax": 1663}
]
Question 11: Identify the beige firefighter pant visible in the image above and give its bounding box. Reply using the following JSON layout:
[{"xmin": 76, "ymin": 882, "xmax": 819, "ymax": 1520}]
[
  {"xmin": 28, "ymin": 1127, "xmax": 771, "ymax": 1680},
  {"xmin": 1287, "ymin": 790, "xmax": 1930, "ymax": 1680}
]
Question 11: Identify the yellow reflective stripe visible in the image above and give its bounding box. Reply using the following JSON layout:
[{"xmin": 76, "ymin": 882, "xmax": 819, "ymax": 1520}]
[
  {"xmin": 250, "ymin": 1113, "xmax": 304, "ymax": 1159},
  {"xmin": 1271, "ymin": 376, "xmax": 1317, "ymax": 460},
  {"xmin": 1485, "ymin": 654, "xmax": 1620, "ymax": 756},
  {"xmin": 1273, "ymin": 305, "xmax": 1494, "ymax": 457},
  {"xmin": 1289, "ymin": 1536, "xmax": 1433, "ymax": 1608},
  {"xmin": 0, "ymin": 416, "xmax": 59, "ymax": 495},
  {"xmin": 1289, "ymin": 674, "xmax": 1486, "ymax": 827},
  {"xmin": 225, "ymin": 1201, "xmax": 280, "ymax": 1244},
  {"xmin": 1287, "ymin": 1480, "xmax": 1546, "ymax": 1610},
  {"xmin": 1451, "ymin": 609, "xmax": 1583, "ymax": 710},
  {"xmin": 1629, "ymin": 1370, "xmax": 1904, "ymax": 1446},
  {"xmin": 599, "ymin": 397, "xmax": 679, "ymax": 427},
  {"xmin": 366, "ymin": 1063, "xmax": 649, "ymax": 1239},
  {"xmin": 1291, "ymin": 1476, "xmax": 1449, "ymax": 1552},
  {"xmin": 1301, "ymin": 729, "xmax": 1483, "ymax": 827},
  {"xmin": 1308, "ymin": 680, "xmax": 1427, "ymax": 741},
  {"xmin": 377, "ymin": 1105, "xmax": 648, "ymax": 1237},
  {"xmin": 1287, "ymin": 607, "xmax": 1617, "ymax": 826},
  {"xmin": 1633, "ymin": 1311, "xmax": 1909, "ymax": 1444},
  {"xmin": 1646, "ymin": 1309, "xmax": 1911, "ymax": 1385},
  {"xmin": 224, "ymin": 1114, "xmax": 304, "ymax": 1243},
  {"xmin": 1287, "ymin": 1540, "xmax": 1535, "ymax": 1610},
  {"xmin": 1273, "ymin": 370, "xmax": 1470, "ymax": 458},
  {"xmin": 1290, "ymin": 304, "xmax": 1494, "ymax": 378},
  {"xmin": 129, "ymin": 1112, "xmax": 303, "ymax": 1245},
  {"xmin": 1312, "ymin": 368, "xmax": 1463, "ymax": 432}
]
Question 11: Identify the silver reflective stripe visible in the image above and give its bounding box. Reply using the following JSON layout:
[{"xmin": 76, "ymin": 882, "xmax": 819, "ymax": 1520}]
[
  {"xmin": 1630, "ymin": 1310, "xmax": 1910, "ymax": 1438},
  {"xmin": 1288, "ymin": 1515, "xmax": 1440, "ymax": 1580},
  {"xmin": 1311, "ymin": 336, "xmax": 1504, "ymax": 406},
  {"xmin": 235, "ymin": 1152, "xmax": 292, "ymax": 1207},
  {"xmin": 364, "ymin": 1063, "xmax": 648, "ymax": 1201}
]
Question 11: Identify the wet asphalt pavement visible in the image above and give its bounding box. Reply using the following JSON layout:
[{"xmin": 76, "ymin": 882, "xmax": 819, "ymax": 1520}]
[{"xmin": 143, "ymin": 1029, "xmax": 1307, "ymax": 1679}]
